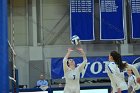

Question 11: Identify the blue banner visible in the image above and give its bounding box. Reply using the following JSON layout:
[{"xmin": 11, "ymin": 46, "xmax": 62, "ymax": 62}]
[
  {"xmin": 100, "ymin": 0, "xmax": 125, "ymax": 40},
  {"xmin": 0, "ymin": 0, "xmax": 9, "ymax": 92},
  {"xmin": 70, "ymin": 0, "xmax": 95, "ymax": 41},
  {"xmin": 51, "ymin": 56, "xmax": 140, "ymax": 79},
  {"xmin": 131, "ymin": 0, "xmax": 140, "ymax": 39}
]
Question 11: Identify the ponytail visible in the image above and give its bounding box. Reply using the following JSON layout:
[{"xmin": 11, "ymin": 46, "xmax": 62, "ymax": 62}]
[{"xmin": 110, "ymin": 51, "xmax": 127, "ymax": 71}]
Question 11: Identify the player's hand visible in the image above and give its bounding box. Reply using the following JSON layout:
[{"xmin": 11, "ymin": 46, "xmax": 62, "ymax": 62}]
[
  {"xmin": 77, "ymin": 47, "xmax": 84, "ymax": 52},
  {"xmin": 117, "ymin": 88, "xmax": 121, "ymax": 93},
  {"xmin": 68, "ymin": 48, "xmax": 74, "ymax": 52}
]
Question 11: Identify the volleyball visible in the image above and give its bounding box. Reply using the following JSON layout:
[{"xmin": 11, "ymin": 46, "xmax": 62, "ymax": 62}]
[{"xmin": 71, "ymin": 35, "xmax": 80, "ymax": 45}]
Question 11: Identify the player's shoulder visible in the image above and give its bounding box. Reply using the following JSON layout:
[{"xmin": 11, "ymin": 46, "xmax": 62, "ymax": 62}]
[
  {"xmin": 37, "ymin": 80, "xmax": 41, "ymax": 82},
  {"xmin": 63, "ymin": 57, "xmax": 68, "ymax": 61},
  {"xmin": 44, "ymin": 80, "xmax": 48, "ymax": 82},
  {"xmin": 108, "ymin": 62, "xmax": 116, "ymax": 67}
]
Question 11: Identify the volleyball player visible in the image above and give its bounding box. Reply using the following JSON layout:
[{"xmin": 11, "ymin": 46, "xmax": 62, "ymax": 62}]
[
  {"xmin": 127, "ymin": 68, "xmax": 140, "ymax": 93},
  {"xmin": 127, "ymin": 68, "xmax": 137, "ymax": 93},
  {"xmin": 63, "ymin": 47, "xmax": 87, "ymax": 93},
  {"xmin": 107, "ymin": 51, "xmax": 140, "ymax": 93}
]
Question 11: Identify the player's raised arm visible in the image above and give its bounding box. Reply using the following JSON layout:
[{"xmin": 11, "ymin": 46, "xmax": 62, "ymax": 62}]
[
  {"xmin": 63, "ymin": 48, "xmax": 73, "ymax": 73},
  {"xmin": 127, "ymin": 64, "xmax": 140, "ymax": 78},
  {"xmin": 127, "ymin": 64, "xmax": 140, "ymax": 85},
  {"xmin": 77, "ymin": 47, "xmax": 87, "ymax": 72}
]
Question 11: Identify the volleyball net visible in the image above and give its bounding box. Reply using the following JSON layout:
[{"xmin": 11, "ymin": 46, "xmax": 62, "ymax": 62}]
[{"xmin": 8, "ymin": 41, "xmax": 19, "ymax": 93}]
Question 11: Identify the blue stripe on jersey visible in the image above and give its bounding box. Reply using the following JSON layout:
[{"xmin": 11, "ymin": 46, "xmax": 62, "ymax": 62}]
[
  {"xmin": 121, "ymin": 90, "xmax": 128, "ymax": 93},
  {"xmin": 73, "ymin": 40, "xmax": 76, "ymax": 44},
  {"xmin": 132, "ymin": 75, "xmax": 137, "ymax": 85},
  {"xmin": 108, "ymin": 65, "xmax": 113, "ymax": 74}
]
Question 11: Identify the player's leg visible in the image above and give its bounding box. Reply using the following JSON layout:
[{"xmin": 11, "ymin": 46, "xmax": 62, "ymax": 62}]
[
  {"xmin": 64, "ymin": 86, "xmax": 71, "ymax": 93},
  {"xmin": 64, "ymin": 91, "xmax": 71, "ymax": 93},
  {"xmin": 128, "ymin": 86, "xmax": 134, "ymax": 93},
  {"xmin": 74, "ymin": 87, "xmax": 80, "ymax": 93}
]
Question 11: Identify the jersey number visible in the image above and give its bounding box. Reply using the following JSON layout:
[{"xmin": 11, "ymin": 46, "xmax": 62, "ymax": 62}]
[{"xmin": 73, "ymin": 75, "xmax": 75, "ymax": 80}]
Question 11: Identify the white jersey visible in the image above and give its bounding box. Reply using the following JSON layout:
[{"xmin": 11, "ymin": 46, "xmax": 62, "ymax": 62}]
[
  {"xmin": 63, "ymin": 58, "xmax": 87, "ymax": 93},
  {"xmin": 126, "ymin": 64, "xmax": 140, "ymax": 90},
  {"xmin": 106, "ymin": 62, "xmax": 128, "ymax": 93},
  {"xmin": 128, "ymin": 75, "xmax": 137, "ymax": 91}
]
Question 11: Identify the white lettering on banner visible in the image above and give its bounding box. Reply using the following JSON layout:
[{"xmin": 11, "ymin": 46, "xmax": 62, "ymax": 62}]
[
  {"xmin": 77, "ymin": 62, "xmax": 90, "ymax": 78},
  {"xmin": 90, "ymin": 61, "xmax": 102, "ymax": 74},
  {"xmin": 131, "ymin": 0, "xmax": 140, "ymax": 13},
  {"xmin": 71, "ymin": 0, "xmax": 92, "ymax": 13},
  {"xmin": 77, "ymin": 61, "xmax": 109, "ymax": 77},
  {"xmin": 101, "ymin": 0, "xmax": 118, "ymax": 12},
  {"xmin": 81, "ymin": 62, "xmax": 90, "ymax": 78}
]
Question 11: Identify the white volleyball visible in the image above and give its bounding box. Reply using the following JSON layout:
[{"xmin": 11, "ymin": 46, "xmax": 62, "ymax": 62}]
[{"xmin": 71, "ymin": 35, "xmax": 80, "ymax": 45}]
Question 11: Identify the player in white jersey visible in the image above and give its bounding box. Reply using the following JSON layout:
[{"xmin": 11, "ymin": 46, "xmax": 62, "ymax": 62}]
[
  {"xmin": 63, "ymin": 47, "xmax": 87, "ymax": 93},
  {"xmin": 107, "ymin": 51, "xmax": 140, "ymax": 93},
  {"xmin": 127, "ymin": 69, "xmax": 140, "ymax": 93},
  {"xmin": 127, "ymin": 69, "xmax": 137, "ymax": 93}
]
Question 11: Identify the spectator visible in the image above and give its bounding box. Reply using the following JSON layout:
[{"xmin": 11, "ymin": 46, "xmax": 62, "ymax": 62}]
[{"xmin": 36, "ymin": 74, "xmax": 48, "ymax": 91}]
